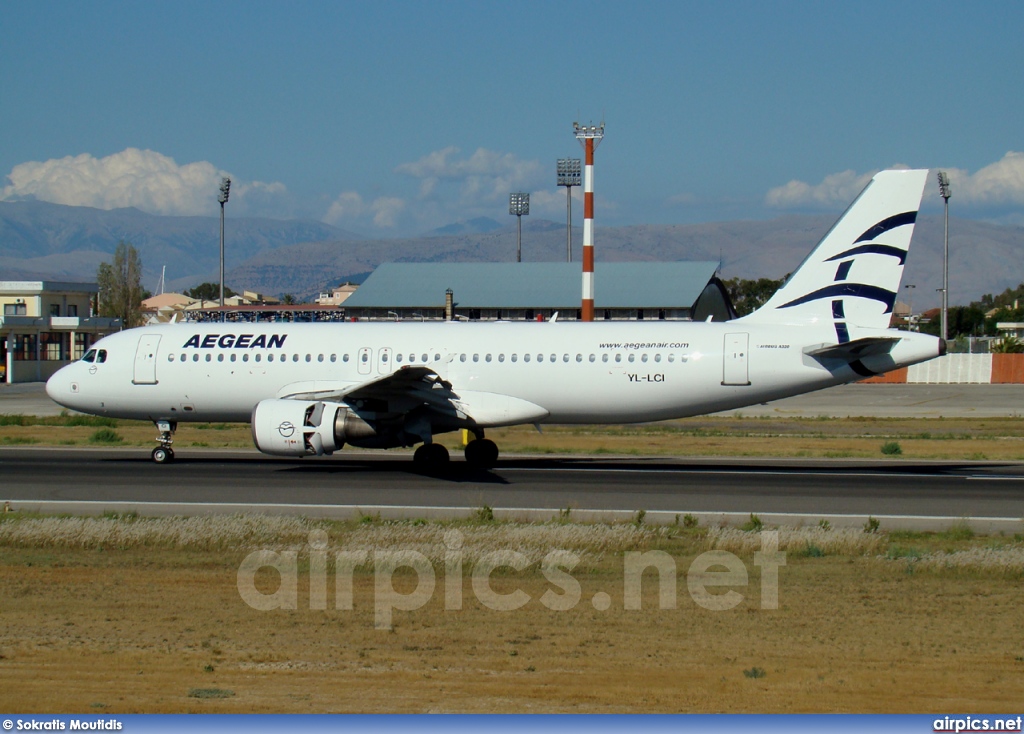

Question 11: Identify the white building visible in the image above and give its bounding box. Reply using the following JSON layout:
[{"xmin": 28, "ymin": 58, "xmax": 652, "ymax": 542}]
[{"xmin": 0, "ymin": 281, "xmax": 121, "ymax": 383}]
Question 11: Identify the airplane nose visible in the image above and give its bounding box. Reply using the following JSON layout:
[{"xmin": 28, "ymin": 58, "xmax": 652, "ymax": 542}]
[{"xmin": 46, "ymin": 365, "xmax": 78, "ymax": 406}]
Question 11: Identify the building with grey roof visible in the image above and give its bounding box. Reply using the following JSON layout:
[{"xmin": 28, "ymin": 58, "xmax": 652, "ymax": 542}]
[{"xmin": 341, "ymin": 262, "xmax": 734, "ymax": 322}]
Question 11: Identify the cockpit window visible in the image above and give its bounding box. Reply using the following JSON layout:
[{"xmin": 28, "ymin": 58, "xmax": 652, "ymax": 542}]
[
  {"xmin": 96, "ymin": 349, "xmax": 108, "ymax": 364},
  {"xmin": 82, "ymin": 349, "xmax": 97, "ymax": 363}
]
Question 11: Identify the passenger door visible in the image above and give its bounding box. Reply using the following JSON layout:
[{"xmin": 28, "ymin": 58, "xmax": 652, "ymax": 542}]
[{"xmin": 133, "ymin": 334, "xmax": 161, "ymax": 385}]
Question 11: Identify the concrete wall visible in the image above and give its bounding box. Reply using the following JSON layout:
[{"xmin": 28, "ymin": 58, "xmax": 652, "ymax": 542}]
[{"xmin": 864, "ymin": 353, "xmax": 1024, "ymax": 384}]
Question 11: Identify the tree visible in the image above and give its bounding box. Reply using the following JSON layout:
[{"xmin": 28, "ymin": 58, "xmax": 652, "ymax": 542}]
[
  {"xmin": 722, "ymin": 277, "xmax": 784, "ymax": 317},
  {"xmin": 281, "ymin": 294, "xmax": 296, "ymax": 305},
  {"xmin": 186, "ymin": 282, "xmax": 237, "ymax": 301},
  {"xmin": 97, "ymin": 241, "xmax": 146, "ymax": 328}
]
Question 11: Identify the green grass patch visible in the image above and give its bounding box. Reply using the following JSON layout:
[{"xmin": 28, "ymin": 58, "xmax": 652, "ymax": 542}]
[{"xmin": 88, "ymin": 428, "xmax": 124, "ymax": 444}]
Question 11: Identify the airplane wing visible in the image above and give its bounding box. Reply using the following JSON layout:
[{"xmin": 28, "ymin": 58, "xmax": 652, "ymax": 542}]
[
  {"xmin": 805, "ymin": 336, "xmax": 901, "ymax": 362},
  {"xmin": 278, "ymin": 366, "xmax": 458, "ymax": 413}
]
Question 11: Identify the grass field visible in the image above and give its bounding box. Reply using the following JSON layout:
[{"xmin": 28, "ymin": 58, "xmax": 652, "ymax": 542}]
[
  {"xmin": 1, "ymin": 513, "xmax": 1023, "ymax": 713},
  {"xmin": 3, "ymin": 412, "xmax": 1024, "ymax": 460}
]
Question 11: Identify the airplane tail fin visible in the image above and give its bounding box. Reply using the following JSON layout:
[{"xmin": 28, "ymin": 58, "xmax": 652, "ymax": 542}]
[{"xmin": 739, "ymin": 169, "xmax": 929, "ymax": 332}]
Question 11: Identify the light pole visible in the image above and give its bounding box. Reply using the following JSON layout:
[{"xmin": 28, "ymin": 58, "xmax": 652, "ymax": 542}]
[
  {"xmin": 904, "ymin": 284, "xmax": 916, "ymax": 331},
  {"xmin": 509, "ymin": 193, "xmax": 530, "ymax": 263},
  {"xmin": 937, "ymin": 171, "xmax": 951, "ymax": 343},
  {"xmin": 218, "ymin": 177, "xmax": 231, "ymax": 322},
  {"xmin": 557, "ymin": 158, "xmax": 581, "ymax": 262}
]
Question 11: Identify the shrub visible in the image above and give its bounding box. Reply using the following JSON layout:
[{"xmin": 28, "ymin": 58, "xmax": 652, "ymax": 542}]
[
  {"xmin": 881, "ymin": 441, "xmax": 903, "ymax": 456},
  {"xmin": 740, "ymin": 513, "xmax": 764, "ymax": 532},
  {"xmin": 89, "ymin": 428, "xmax": 123, "ymax": 444}
]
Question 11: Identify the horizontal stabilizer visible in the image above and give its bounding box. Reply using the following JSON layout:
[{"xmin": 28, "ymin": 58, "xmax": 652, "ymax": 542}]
[{"xmin": 805, "ymin": 336, "xmax": 900, "ymax": 362}]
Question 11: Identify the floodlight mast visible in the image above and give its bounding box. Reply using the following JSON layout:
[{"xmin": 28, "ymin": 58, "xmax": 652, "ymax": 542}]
[
  {"xmin": 574, "ymin": 122, "xmax": 604, "ymax": 321},
  {"xmin": 557, "ymin": 158, "xmax": 581, "ymax": 262},
  {"xmin": 509, "ymin": 193, "xmax": 530, "ymax": 263},
  {"xmin": 937, "ymin": 171, "xmax": 951, "ymax": 344},
  {"xmin": 218, "ymin": 177, "xmax": 231, "ymax": 322}
]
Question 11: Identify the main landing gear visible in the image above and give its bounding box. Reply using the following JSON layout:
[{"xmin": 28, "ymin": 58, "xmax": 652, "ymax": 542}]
[
  {"xmin": 464, "ymin": 437, "xmax": 499, "ymax": 469},
  {"xmin": 412, "ymin": 434, "xmax": 500, "ymax": 469},
  {"xmin": 151, "ymin": 420, "xmax": 177, "ymax": 463}
]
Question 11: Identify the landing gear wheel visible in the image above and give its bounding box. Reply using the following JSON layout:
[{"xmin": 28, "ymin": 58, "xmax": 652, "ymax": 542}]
[
  {"xmin": 464, "ymin": 438, "xmax": 499, "ymax": 468},
  {"xmin": 152, "ymin": 420, "xmax": 177, "ymax": 464},
  {"xmin": 413, "ymin": 443, "xmax": 450, "ymax": 466}
]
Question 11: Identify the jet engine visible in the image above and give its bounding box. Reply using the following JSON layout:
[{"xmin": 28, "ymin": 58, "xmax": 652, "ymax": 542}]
[{"xmin": 251, "ymin": 399, "xmax": 380, "ymax": 456}]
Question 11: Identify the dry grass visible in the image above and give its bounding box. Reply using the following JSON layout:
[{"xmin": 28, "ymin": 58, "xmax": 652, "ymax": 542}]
[
  {"xmin": 1, "ymin": 515, "xmax": 1023, "ymax": 713},
  {"xmin": 3, "ymin": 414, "xmax": 1024, "ymax": 459}
]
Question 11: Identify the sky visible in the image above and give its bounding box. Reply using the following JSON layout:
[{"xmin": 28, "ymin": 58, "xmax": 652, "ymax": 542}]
[{"xmin": 2, "ymin": 1, "xmax": 1023, "ymax": 236}]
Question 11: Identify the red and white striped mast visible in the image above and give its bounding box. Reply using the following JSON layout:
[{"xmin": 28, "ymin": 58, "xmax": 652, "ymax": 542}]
[{"xmin": 574, "ymin": 121, "xmax": 604, "ymax": 321}]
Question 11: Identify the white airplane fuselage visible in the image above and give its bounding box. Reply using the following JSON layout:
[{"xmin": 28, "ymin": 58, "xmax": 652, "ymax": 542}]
[{"xmin": 46, "ymin": 319, "xmax": 939, "ymax": 424}]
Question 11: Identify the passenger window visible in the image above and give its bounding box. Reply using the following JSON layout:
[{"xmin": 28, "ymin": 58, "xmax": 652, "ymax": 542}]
[
  {"xmin": 206, "ymin": 354, "xmax": 212, "ymax": 362},
  {"xmin": 511, "ymin": 354, "xmax": 517, "ymax": 362},
  {"xmin": 615, "ymin": 354, "xmax": 622, "ymax": 363},
  {"xmin": 192, "ymin": 354, "xmax": 199, "ymax": 363},
  {"xmin": 549, "ymin": 354, "xmax": 556, "ymax": 363},
  {"xmin": 380, "ymin": 353, "xmax": 386, "ymax": 363},
  {"xmin": 628, "ymin": 354, "xmax": 635, "ymax": 363},
  {"xmin": 473, "ymin": 354, "xmax": 479, "ymax": 362},
  {"xmin": 460, "ymin": 354, "xmax": 466, "ymax": 362},
  {"xmin": 318, "ymin": 354, "xmax": 324, "ymax": 362},
  {"xmin": 255, "ymin": 354, "xmax": 261, "ymax": 363},
  {"xmin": 421, "ymin": 354, "xmax": 427, "ymax": 362},
  {"xmin": 498, "ymin": 354, "xmax": 505, "ymax": 363},
  {"xmin": 230, "ymin": 354, "xmax": 237, "ymax": 363},
  {"xmin": 82, "ymin": 350, "xmax": 96, "ymax": 363},
  {"xmin": 344, "ymin": 354, "xmax": 351, "ymax": 362},
  {"xmin": 589, "ymin": 354, "xmax": 596, "ymax": 363},
  {"xmin": 218, "ymin": 354, "xmax": 224, "ymax": 362},
  {"xmin": 562, "ymin": 354, "xmax": 569, "ymax": 363},
  {"xmin": 180, "ymin": 353, "xmax": 186, "ymax": 362},
  {"xmin": 267, "ymin": 354, "xmax": 274, "ymax": 362},
  {"xmin": 575, "ymin": 354, "xmax": 582, "ymax": 363},
  {"xmin": 654, "ymin": 354, "xmax": 662, "ymax": 363},
  {"xmin": 524, "ymin": 354, "xmax": 531, "ymax": 363},
  {"xmin": 602, "ymin": 354, "xmax": 609, "ymax": 363},
  {"xmin": 292, "ymin": 354, "xmax": 299, "ymax": 362},
  {"xmin": 168, "ymin": 355, "xmax": 175, "ymax": 362},
  {"xmin": 242, "ymin": 354, "xmax": 249, "ymax": 363},
  {"xmin": 434, "ymin": 354, "xmax": 440, "ymax": 361},
  {"xmin": 485, "ymin": 354, "xmax": 492, "ymax": 363},
  {"xmin": 396, "ymin": 354, "xmax": 403, "ymax": 363},
  {"xmin": 360, "ymin": 353, "xmax": 368, "ymax": 363},
  {"xmin": 306, "ymin": 354, "xmax": 312, "ymax": 363},
  {"xmin": 641, "ymin": 354, "xmax": 648, "ymax": 363}
]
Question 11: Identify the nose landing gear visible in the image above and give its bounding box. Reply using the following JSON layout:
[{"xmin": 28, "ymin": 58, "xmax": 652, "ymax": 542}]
[{"xmin": 152, "ymin": 420, "xmax": 177, "ymax": 463}]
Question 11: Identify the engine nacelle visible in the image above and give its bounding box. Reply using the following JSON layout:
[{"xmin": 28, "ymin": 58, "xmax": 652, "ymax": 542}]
[{"xmin": 251, "ymin": 399, "xmax": 378, "ymax": 457}]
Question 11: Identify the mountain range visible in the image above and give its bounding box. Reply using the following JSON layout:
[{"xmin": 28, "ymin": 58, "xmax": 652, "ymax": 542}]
[{"xmin": 1, "ymin": 199, "xmax": 1021, "ymax": 309}]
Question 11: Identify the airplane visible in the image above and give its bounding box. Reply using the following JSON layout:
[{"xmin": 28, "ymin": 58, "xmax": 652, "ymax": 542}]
[{"xmin": 46, "ymin": 168, "xmax": 942, "ymax": 467}]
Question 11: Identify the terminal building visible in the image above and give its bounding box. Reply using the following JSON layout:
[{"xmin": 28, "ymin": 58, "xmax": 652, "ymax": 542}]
[
  {"xmin": 341, "ymin": 262, "xmax": 734, "ymax": 322},
  {"xmin": 0, "ymin": 281, "xmax": 121, "ymax": 384}
]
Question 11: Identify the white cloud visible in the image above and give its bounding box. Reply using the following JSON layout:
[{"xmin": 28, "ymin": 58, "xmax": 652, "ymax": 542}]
[
  {"xmin": 322, "ymin": 191, "xmax": 407, "ymax": 230},
  {"xmin": 765, "ymin": 169, "xmax": 878, "ymax": 209},
  {"xmin": 944, "ymin": 151, "xmax": 1024, "ymax": 205},
  {"xmin": 1, "ymin": 148, "xmax": 289, "ymax": 217},
  {"xmin": 396, "ymin": 146, "xmax": 544, "ymax": 206},
  {"xmin": 765, "ymin": 153, "xmax": 1024, "ymax": 210}
]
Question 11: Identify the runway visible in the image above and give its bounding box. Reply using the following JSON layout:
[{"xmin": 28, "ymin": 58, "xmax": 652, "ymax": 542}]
[{"xmin": 2, "ymin": 447, "xmax": 1023, "ymax": 531}]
